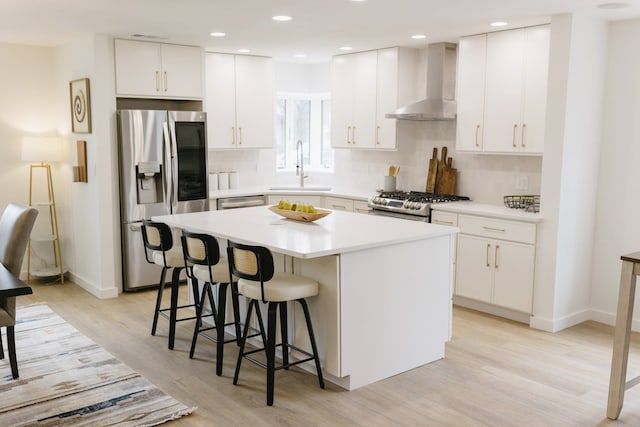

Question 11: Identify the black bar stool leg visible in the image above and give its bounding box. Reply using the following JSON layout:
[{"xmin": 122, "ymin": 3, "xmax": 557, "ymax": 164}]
[
  {"xmin": 151, "ymin": 266, "xmax": 168, "ymax": 335},
  {"xmin": 234, "ymin": 300, "xmax": 255, "ymax": 385},
  {"xmin": 0, "ymin": 328, "xmax": 4, "ymax": 359},
  {"xmin": 189, "ymin": 282, "xmax": 211, "ymax": 358},
  {"xmin": 231, "ymin": 282, "xmax": 242, "ymax": 345},
  {"xmin": 168, "ymin": 267, "xmax": 182, "ymax": 350},
  {"xmin": 299, "ymin": 298, "xmax": 324, "ymax": 389},
  {"xmin": 266, "ymin": 302, "xmax": 278, "ymax": 406},
  {"xmin": 216, "ymin": 282, "xmax": 229, "ymax": 376},
  {"xmin": 279, "ymin": 302, "xmax": 289, "ymax": 369}
]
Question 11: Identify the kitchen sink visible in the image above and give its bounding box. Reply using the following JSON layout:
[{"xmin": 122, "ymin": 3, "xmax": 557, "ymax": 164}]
[{"xmin": 268, "ymin": 186, "xmax": 332, "ymax": 191}]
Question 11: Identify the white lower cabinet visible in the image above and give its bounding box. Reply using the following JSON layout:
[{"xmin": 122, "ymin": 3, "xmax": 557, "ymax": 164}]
[
  {"xmin": 324, "ymin": 197, "xmax": 354, "ymax": 212},
  {"xmin": 454, "ymin": 214, "xmax": 536, "ymax": 314}
]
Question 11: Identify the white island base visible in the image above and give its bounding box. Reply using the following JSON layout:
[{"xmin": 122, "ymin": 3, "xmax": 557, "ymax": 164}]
[
  {"xmin": 292, "ymin": 236, "xmax": 451, "ymax": 390},
  {"xmin": 154, "ymin": 207, "xmax": 455, "ymax": 391}
]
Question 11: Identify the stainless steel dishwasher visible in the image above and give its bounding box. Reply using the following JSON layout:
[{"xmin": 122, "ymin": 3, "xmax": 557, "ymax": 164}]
[{"xmin": 216, "ymin": 195, "xmax": 267, "ymax": 210}]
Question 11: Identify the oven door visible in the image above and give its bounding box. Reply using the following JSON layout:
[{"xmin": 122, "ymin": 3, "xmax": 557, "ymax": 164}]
[{"xmin": 369, "ymin": 208, "xmax": 430, "ymax": 222}]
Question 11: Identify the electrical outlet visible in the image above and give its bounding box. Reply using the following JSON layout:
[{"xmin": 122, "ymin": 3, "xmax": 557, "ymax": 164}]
[{"xmin": 516, "ymin": 176, "xmax": 529, "ymax": 191}]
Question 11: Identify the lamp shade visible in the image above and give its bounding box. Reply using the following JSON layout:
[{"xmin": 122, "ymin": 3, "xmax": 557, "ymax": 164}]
[{"xmin": 22, "ymin": 136, "xmax": 62, "ymax": 163}]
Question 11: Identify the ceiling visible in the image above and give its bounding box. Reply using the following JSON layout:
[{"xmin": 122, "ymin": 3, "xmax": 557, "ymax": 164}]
[{"xmin": 2, "ymin": 0, "xmax": 640, "ymax": 63}]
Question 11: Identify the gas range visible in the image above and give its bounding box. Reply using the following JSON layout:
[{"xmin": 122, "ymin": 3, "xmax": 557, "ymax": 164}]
[{"xmin": 368, "ymin": 191, "xmax": 470, "ymax": 222}]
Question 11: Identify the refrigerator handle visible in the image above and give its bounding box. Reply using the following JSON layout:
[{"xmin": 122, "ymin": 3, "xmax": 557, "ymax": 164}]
[{"xmin": 163, "ymin": 121, "xmax": 175, "ymax": 212}]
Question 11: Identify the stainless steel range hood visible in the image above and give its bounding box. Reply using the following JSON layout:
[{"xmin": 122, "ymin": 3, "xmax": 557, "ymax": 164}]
[{"xmin": 386, "ymin": 42, "xmax": 457, "ymax": 121}]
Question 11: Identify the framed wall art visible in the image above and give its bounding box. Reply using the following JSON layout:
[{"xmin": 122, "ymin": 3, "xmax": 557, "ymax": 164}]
[{"xmin": 69, "ymin": 78, "xmax": 92, "ymax": 133}]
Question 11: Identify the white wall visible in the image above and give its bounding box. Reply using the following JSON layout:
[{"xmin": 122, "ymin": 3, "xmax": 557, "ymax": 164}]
[
  {"xmin": 0, "ymin": 43, "xmax": 60, "ymax": 276},
  {"xmin": 591, "ymin": 19, "xmax": 640, "ymax": 329},
  {"xmin": 531, "ymin": 14, "xmax": 608, "ymax": 331}
]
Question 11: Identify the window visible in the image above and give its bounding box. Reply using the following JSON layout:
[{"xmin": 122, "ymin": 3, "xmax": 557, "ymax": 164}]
[{"xmin": 275, "ymin": 92, "xmax": 333, "ymax": 171}]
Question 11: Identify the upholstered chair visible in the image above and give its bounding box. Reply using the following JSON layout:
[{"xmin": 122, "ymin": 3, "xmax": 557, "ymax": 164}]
[{"xmin": 0, "ymin": 203, "xmax": 38, "ymax": 379}]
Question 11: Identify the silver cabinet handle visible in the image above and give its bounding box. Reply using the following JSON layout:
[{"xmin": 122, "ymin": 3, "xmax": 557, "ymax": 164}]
[
  {"xmin": 475, "ymin": 124, "xmax": 481, "ymax": 147},
  {"xmin": 483, "ymin": 226, "xmax": 506, "ymax": 233},
  {"xmin": 434, "ymin": 220, "xmax": 455, "ymax": 225},
  {"xmin": 332, "ymin": 205, "xmax": 347, "ymax": 209},
  {"xmin": 347, "ymin": 126, "xmax": 352, "ymax": 144},
  {"xmin": 521, "ymin": 123, "xmax": 527, "ymax": 148},
  {"xmin": 231, "ymin": 127, "xmax": 236, "ymax": 145},
  {"xmin": 512, "ymin": 124, "xmax": 518, "ymax": 148},
  {"xmin": 238, "ymin": 127, "xmax": 242, "ymax": 145},
  {"xmin": 164, "ymin": 71, "xmax": 168, "ymax": 92},
  {"xmin": 352, "ymin": 126, "xmax": 357, "ymax": 144},
  {"xmin": 495, "ymin": 245, "xmax": 500, "ymax": 269},
  {"xmin": 486, "ymin": 243, "xmax": 491, "ymax": 267},
  {"xmin": 155, "ymin": 71, "xmax": 160, "ymax": 92},
  {"xmin": 376, "ymin": 125, "xmax": 381, "ymax": 145}
]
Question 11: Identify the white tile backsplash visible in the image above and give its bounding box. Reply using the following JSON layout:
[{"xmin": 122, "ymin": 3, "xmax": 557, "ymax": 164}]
[{"xmin": 207, "ymin": 120, "xmax": 543, "ymax": 204}]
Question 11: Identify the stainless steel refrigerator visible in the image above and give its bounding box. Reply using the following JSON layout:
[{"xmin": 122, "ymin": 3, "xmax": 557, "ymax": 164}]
[{"xmin": 116, "ymin": 109, "xmax": 208, "ymax": 291}]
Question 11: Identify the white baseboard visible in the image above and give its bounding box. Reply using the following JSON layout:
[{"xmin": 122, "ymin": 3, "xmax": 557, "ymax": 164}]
[
  {"xmin": 67, "ymin": 272, "xmax": 119, "ymax": 299},
  {"xmin": 529, "ymin": 309, "xmax": 592, "ymax": 332},
  {"xmin": 453, "ymin": 296, "xmax": 531, "ymax": 324}
]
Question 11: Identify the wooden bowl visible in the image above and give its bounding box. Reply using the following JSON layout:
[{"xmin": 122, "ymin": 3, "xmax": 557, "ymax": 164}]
[{"xmin": 268, "ymin": 205, "xmax": 331, "ymax": 222}]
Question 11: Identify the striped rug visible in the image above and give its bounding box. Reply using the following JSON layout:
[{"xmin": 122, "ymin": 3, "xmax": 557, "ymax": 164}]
[{"xmin": 0, "ymin": 304, "xmax": 195, "ymax": 426}]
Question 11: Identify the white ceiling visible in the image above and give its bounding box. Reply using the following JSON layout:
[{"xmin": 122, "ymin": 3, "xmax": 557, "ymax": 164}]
[{"xmin": 2, "ymin": 0, "xmax": 640, "ymax": 63}]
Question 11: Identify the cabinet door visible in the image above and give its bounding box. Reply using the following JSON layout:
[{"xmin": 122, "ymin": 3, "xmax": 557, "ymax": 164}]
[
  {"xmin": 456, "ymin": 34, "xmax": 487, "ymax": 152},
  {"xmin": 455, "ymin": 234, "xmax": 493, "ymax": 302},
  {"xmin": 161, "ymin": 44, "xmax": 203, "ymax": 99},
  {"xmin": 351, "ymin": 51, "xmax": 378, "ymax": 148},
  {"xmin": 483, "ymin": 29, "xmax": 526, "ymax": 153},
  {"xmin": 492, "ymin": 240, "xmax": 535, "ymax": 313},
  {"xmin": 520, "ymin": 26, "xmax": 550, "ymax": 154},
  {"xmin": 115, "ymin": 39, "xmax": 162, "ymax": 97},
  {"xmin": 331, "ymin": 55, "xmax": 356, "ymax": 148},
  {"xmin": 205, "ymin": 53, "xmax": 237, "ymax": 149},
  {"xmin": 235, "ymin": 55, "xmax": 274, "ymax": 148},
  {"xmin": 376, "ymin": 48, "xmax": 399, "ymax": 149}
]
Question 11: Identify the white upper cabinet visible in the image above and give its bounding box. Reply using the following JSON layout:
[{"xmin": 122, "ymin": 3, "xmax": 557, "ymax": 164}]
[
  {"xmin": 205, "ymin": 53, "xmax": 274, "ymax": 149},
  {"xmin": 114, "ymin": 39, "xmax": 203, "ymax": 99},
  {"xmin": 331, "ymin": 51, "xmax": 377, "ymax": 148},
  {"xmin": 456, "ymin": 34, "xmax": 487, "ymax": 152},
  {"xmin": 331, "ymin": 47, "xmax": 417, "ymax": 150},
  {"xmin": 456, "ymin": 25, "xmax": 550, "ymax": 155}
]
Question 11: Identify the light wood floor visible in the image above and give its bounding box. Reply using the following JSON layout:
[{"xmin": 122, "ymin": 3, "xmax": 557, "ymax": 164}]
[{"xmin": 14, "ymin": 280, "xmax": 640, "ymax": 426}]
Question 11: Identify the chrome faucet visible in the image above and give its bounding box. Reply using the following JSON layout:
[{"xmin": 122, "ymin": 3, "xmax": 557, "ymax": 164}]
[{"xmin": 296, "ymin": 139, "xmax": 306, "ymax": 188}]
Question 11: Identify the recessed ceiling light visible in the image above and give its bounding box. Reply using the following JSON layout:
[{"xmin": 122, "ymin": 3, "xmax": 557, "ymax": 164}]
[
  {"xmin": 597, "ymin": 2, "xmax": 630, "ymax": 9},
  {"xmin": 237, "ymin": 49, "xmax": 251, "ymax": 53},
  {"xmin": 272, "ymin": 15, "xmax": 292, "ymax": 21},
  {"xmin": 209, "ymin": 32, "xmax": 226, "ymax": 37},
  {"xmin": 490, "ymin": 21, "xmax": 508, "ymax": 27},
  {"xmin": 411, "ymin": 34, "xmax": 427, "ymax": 40},
  {"xmin": 339, "ymin": 46, "xmax": 353, "ymax": 51},
  {"xmin": 351, "ymin": 0, "xmax": 368, "ymax": 2},
  {"xmin": 294, "ymin": 54, "xmax": 306, "ymax": 58}
]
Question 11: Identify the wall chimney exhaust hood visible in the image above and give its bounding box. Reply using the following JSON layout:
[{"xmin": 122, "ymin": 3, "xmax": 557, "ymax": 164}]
[{"xmin": 386, "ymin": 42, "xmax": 457, "ymax": 121}]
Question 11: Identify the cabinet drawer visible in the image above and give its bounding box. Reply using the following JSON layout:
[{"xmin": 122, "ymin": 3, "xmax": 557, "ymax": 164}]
[
  {"xmin": 324, "ymin": 197, "xmax": 354, "ymax": 212},
  {"xmin": 458, "ymin": 214, "xmax": 536, "ymax": 244},
  {"xmin": 431, "ymin": 211, "xmax": 458, "ymax": 226},
  {"xmin": 353, "ymin": 200, "xmax": 371, "ymax": 214}
]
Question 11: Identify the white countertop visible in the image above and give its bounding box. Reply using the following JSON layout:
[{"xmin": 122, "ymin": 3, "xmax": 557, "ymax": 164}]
[
  {"xmin": 153, "ymin": 206, "xmax": 457, "ymax": 259},
  {"xmin": 431, "ymin": 201, "xmax": 543, "ymax": 223},
  {"xmin": 209, "ymin": 187, "xmax": 371, "ymax": 201}
]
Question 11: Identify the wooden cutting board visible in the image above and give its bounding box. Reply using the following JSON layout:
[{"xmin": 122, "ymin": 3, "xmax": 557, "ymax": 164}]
[
  {"xmin": 426, "ymin": 147, "xmax": 438, "ymax": 193},
  {"xmin": 436, "ymin": 155, "xmax": 457, "ymax": 195}
]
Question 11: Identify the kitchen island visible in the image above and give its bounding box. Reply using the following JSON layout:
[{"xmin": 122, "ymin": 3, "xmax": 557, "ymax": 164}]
[{"xmin": 154, "ymin": 206, "xmax": 457, "ymax": 390}]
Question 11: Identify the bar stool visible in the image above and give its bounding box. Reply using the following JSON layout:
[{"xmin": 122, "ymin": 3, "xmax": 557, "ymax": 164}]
[
  {"xmin": 227, "ymin": 240, "xmax": 324, "ymax": 406},
  {"xmin": 141, "ymin": 220, "xmax": 199, "ymax": 350},
  {"xmin": 181, "ymin": 230, "xmax": 242, "ymax": 375}
]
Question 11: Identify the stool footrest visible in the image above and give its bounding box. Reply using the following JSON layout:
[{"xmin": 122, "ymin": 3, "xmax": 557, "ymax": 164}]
[{"xmin": 241, "ymin": 342, "xmax": 316, "ymax": 371}]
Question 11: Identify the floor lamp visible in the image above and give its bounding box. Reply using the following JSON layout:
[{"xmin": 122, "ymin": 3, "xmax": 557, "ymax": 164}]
[{"xmin": 22, "ymin": 136, "xmax": 65, "ymax": 284}]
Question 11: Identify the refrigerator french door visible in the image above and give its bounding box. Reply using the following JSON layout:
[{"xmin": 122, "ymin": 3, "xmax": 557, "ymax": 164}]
[{"xmin": 117, "ymin": 109, "xmax": 208, "ymax": 291}]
